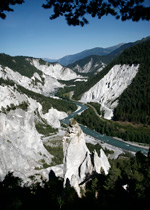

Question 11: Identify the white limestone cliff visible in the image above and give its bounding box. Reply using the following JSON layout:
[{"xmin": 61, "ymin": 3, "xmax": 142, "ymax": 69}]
[
  {"xmin": 30, "ymin": 59, "xmax": 83, "ymax": 81},
  {"xmin": 0, "ymin": 65, "xmax": 63, "ymax": 96},
  {"xmin": 80, "ymin": 64, "xmax": 139, "ymax": 119},
  {"xmin": 0, "ymin": 85, "xmax": 67, "ymax": 181},
  {"xmin": 62, "ymin": 119, "xmax": 110, "ymax": 196}
]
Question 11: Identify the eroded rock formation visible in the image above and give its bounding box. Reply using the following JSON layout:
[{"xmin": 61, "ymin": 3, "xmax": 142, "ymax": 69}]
[{"xmin": 62, "ymin": 119, "xmax": 110, "ymax": 196}]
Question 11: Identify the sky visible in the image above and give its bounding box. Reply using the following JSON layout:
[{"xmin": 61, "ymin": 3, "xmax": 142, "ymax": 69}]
[{"xmin": 0, "ymin": 0, "xmax": 150, "ymax": 59}]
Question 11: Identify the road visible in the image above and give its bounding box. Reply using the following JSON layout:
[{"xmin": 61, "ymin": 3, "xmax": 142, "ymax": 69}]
[{"xmin": 61, "ymin": 101, "xmax": 149, "ymax": 155}]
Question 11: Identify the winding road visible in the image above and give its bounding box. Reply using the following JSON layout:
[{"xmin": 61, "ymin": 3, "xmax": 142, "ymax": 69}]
[{"xmin": 61, "ymin": 101, "xmax": 149, "ymax": 155}]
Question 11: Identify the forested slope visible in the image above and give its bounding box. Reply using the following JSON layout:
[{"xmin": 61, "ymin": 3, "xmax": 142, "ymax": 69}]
[
  {"xmin": 73, "ymin": 40, "xmax": 150, "ymax": 125},
  {"xmin": 0, "ymin": 54, "xmax": 42, "ymax": 78},
  {"xmin": 113, "ymin": 40, "xmax": 150, "ymax": 125},
  {"xmin": 1, "ymin": 150, "xmax": 150, "ymax": 210}
]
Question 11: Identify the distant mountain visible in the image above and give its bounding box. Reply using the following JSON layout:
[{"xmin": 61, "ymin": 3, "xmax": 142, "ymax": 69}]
[
  {"xmin": 68, "ymin": 55, "xmax": 106, "ymax": 75},
  {"xmin": 68, "ymin": 36, "xmax": 150, "ymax": 74},
  {"xmin": 43, "ymin": 58, "xmax": 57, "ymax": 63},
  {"xmin": 44, "ymin": 43, "xmax": 124, "ymax": 66},
  {"xmin": 108, "ymin": 36, "xmax": 150, "ymax": 58}
]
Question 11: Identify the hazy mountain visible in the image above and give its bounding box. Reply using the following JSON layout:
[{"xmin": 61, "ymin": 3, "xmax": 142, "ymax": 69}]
[
  {"xmin": 108, "ymin": 36, "xmax": 150, "ymax": 58},
  {"xmin": 67, "ymin": 36, "xmax": 150, "ymax": 75},
  {"xmin": 44, "ymin": 43, "xmax": 124, "ymax": 66},
  {"xmin": 67, "ymin": 55, "xmax": 106, "ymax": 75}
]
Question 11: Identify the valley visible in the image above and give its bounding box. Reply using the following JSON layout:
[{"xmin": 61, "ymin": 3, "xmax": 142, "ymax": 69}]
[
  {"xmin": 60, "ymin": 100, "xmax": 148, "ymax": 154},
  {"xmin": 0, "ymin": 36, "xmax": 150, "ymax": 207}
]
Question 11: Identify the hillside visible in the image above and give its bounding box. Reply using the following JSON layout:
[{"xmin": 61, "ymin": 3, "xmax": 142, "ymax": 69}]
[
  {"xmin": 80, "ymin": 64, "xmax": 139, "ymax": 119},
  {"xmin": 0, "ymin": 54, "xmax": 83, "ymax": 81},
  {"xmin": 113, "ymin": 40, "xmax": 150, "ymax": 125},
  {"xmin": 0, "ymin": 54, "xmax": 78, "ymax": 181},
  {"xmin": 74, "ymin": 40, "xmax": 150, "ymax": 125},
  {"xmin": 67, "ymin": 36, "xmax": 150, "ymax": 75},
  {"xmin": 67, "ymin": 55, "xmax": 106, "ymax": 75}
]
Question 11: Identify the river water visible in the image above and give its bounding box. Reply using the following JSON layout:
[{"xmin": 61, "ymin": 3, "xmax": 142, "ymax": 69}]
[{"xmin": 61, "ymin": 101, "xmax": 148, "ymax": 155}]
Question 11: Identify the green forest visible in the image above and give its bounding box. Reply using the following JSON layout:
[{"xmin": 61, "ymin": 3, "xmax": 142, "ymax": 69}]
[
  {"xmin": 0, "ymin": 54, "xmax": 42, "ymax": 78},
  {"xmin": 73, "ymin": 40, "xmax": 150, "ymax": 125},
  {"xmin": 1, "ymin": 150, "xmax": 150, "ymax": 210},
  {"xmin": 16, "ymin": 85, "xmax": 77, "ymax": 114},
  {"xmin": 0, "ymin": 78, "xmax": 77, "ymax": 114},
  {"xmin": 75, "ymin": 107, "xmax": 150, "ymax": 144},
  {"xmin": 113, "ymin": 41, "xmax": 150, "ymax": 125}
]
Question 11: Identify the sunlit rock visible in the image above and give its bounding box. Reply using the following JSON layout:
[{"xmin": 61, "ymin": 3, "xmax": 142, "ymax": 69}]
[{"xmin": 63, "ymin": 119, "xmax": 110, "ymax": 196}]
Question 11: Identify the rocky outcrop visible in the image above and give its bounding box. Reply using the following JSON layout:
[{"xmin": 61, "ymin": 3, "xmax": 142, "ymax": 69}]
[
  {"xmin": 80, "ymin": 64, "xmax": 139, "ymax": 119},
  {"xmin": 0, "ymin": 85, "xmax": 67, "ymax": 182},
  {"xmin": 62, "ymin": 119, "xmax": 110, "ymax": 196}
]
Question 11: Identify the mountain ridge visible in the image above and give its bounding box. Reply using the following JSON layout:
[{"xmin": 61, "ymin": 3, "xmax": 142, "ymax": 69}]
[
  {"xmin": 67, "ymin": 36, "xmax": 150, "ymax": 74},
  {"xmin": 44, "ymin": 43, "xmax": 124, "ymax": 66}
]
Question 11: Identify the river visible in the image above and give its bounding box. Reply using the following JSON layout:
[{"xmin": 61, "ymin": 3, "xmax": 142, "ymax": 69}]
[{"xmin": 61, "ymin": 101, "xmax": 149, "ymax": 155}]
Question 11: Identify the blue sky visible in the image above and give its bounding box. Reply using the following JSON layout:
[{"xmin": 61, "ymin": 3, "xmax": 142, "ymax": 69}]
[{"xmin": 0, "ymin": 0, "xmax": 150, "ymax": 59}]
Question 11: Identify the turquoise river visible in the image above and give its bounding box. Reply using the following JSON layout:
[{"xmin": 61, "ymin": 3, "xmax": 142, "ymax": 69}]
[{"xmin": 61, "ymin": 101, "xmax": 148, "ymax": 155}]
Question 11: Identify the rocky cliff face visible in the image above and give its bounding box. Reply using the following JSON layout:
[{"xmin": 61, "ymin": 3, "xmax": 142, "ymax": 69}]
[
  {"xmin": 0, "ymin": 65, "xmax": 64, "ymax": 96},
  {"xmin": 62, "ymin": 119, "xmax": 110, "ymax": 196},
  {"xmin": 30, "ymin": 59, "xmax": 82, "ymax": 81},
  {"xmin": 0, "ymin": 85, "xmax": 67, "ymax": 182},
  {"xmin": 80, "ymin": 64, "xmax": 139, "ymax": 119}
]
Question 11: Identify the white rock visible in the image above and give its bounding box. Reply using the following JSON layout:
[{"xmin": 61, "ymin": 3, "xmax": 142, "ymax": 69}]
[
  {"xmin": 63, "ymin": 120, "xmax": 90, "ymax": 184},
  {"xmin": 62, "ymin": 119, "xmax": 110, "ymax": 196},
  {"xmin": 0, "ymin": 85, "xmax": 67, "ymax": 182},
  {"xmin": 30, "ymin": 59, "xmax": 82, "ymax": 81},
  {"xmin": 0, "ymin": 65, "xmax": 63, "ymax": 96},
  {"xmin": 42, "ymin": 107, "xmax": 67, "ymax": 128},
  {"xmin": 0, "ymin": 109, "xmax": 52, "ymax": 181},
  {"xmin": 80, "ymin": 64, "xmax": 139, "ymax": 119},
  {"xmin": 99, "ymin": 149, "xmax": 111, "ymax": 175}
]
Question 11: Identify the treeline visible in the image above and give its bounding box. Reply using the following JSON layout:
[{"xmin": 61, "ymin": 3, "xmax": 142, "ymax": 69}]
[
  {"xmin": 73, "ymin": 40, "xmax": 150, "ymax": 125},
  {"xmin": 87, "ymin": 102, "xmax": 103, "ymax": 116},
  {"xmin": 0, "ymin": 53, "xmax": 42, "ymax": 78},
  {"xmin": 16, "ymin": 85, "xmax": 77, "ymax": 114},
  {"xmin": 1, "ymin": 150, "xmax": 150, "ymax": 210},
  {"xmin": 0, "ymin": 78, "xmax": 77, "ymax": 114},
  {"xmin": 68, "ymin": 55, "xmax": 106, "ymax": 75},
  {"xmin": 72, "ymin": 61, "xmax": 115, "ymax": 100},
  {"xmin": 75, "ymin": 108, "xmax": 150, "ymax": 144},
  {"xmin": 113, "ymin": 41, "xmax": 150, "ymax": 125}
]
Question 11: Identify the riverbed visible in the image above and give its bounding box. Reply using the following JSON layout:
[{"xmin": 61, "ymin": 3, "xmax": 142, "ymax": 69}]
[{"xmin": 61, "ymin": 101, "xmax": 149, "ymax": 155}]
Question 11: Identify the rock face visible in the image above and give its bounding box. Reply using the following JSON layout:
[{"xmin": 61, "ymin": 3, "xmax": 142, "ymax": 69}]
[
  {"xmin": 0, "ymin": 65, "xmax": 64, "ymax": 96},
  {"xmin": 63, "ymin": 119, "xmax": 110, "ymax": 196},
  {"xmin": 80, "ymin": 64, "xmax": 139, "ymax": 119},
  {"xmin": 30, "ymin": 59, "xmax": 82, "ymax": 81},
  {"xmin": 0, "ymin": 85, "xmax": 67, "ymax": 182}
]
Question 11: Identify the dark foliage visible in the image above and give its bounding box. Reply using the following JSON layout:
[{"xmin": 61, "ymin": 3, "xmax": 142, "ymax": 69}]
[
  {"xmin": 0, "ymin": 0, "xmax": 24, "ymax": 19},
  {"xmin": 87, "ymin": 102, "xmax": 102, "ymax": 115},
  {"xmin": 0, "ymin": 54, "xmax": 42, "ymax": 78},
  {"xmin": 16, "ymin": 84, "xmax": 77, "ymax": 114},
  {"xmin": 0, "ymin": 77, "xmax": 77, "ymax": 113},
  {"xmin": 1, "ymin": 0, "xmax": 150, "ymax": 25},
  {"xmin": 43, "ymin": 0, "xmax": 150, "ymax": 26},
  {"xmin": 113, "ymin": 40, "xmax": 150, "ymax": 125},
  {"xmin": 1, "ymin": 151, "xmax": 150, "ymax": 210},
  {"xmin": 75, "ymin": 107, "xmax": 150, "ymax": 144}
]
